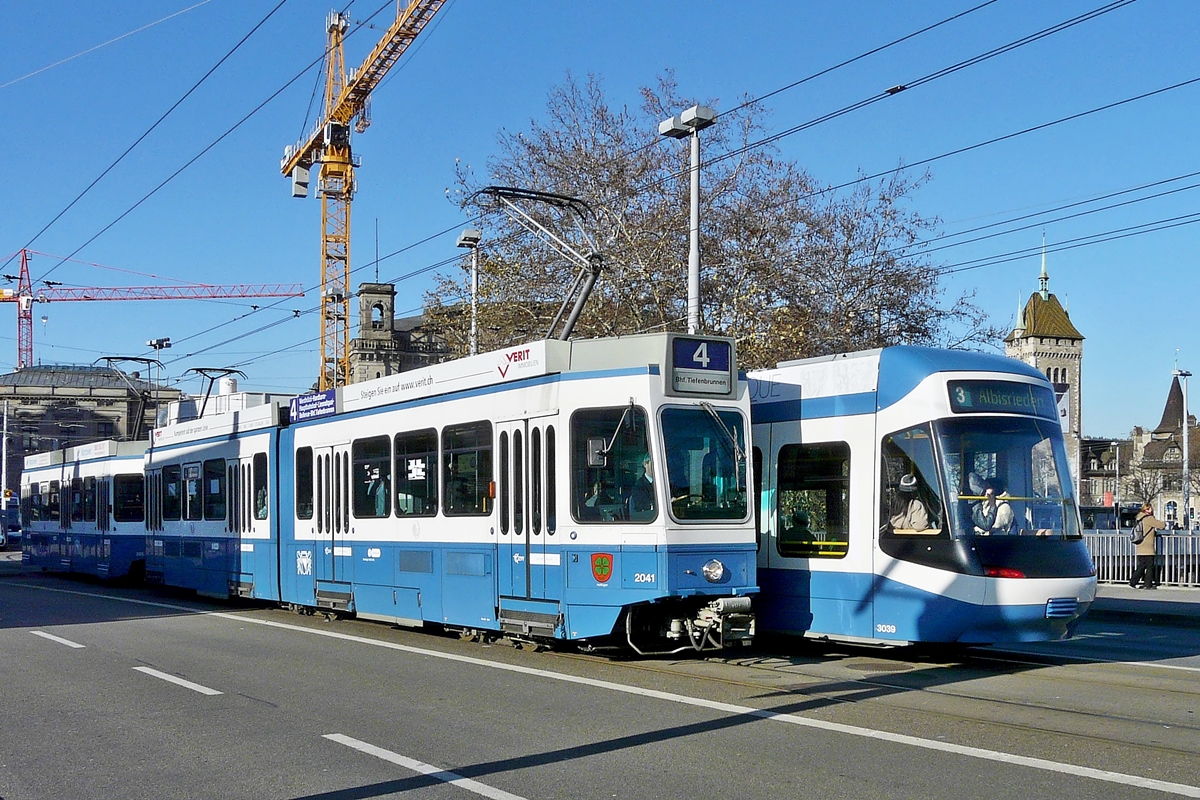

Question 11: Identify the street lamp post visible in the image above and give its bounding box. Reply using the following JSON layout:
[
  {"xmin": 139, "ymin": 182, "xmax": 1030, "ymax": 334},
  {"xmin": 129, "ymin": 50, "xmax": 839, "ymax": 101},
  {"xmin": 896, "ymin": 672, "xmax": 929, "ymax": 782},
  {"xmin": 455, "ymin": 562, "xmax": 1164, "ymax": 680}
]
[
  {"xmin": 1110, "ymin": 440, "xmax": 1121, "ymax": 528},
  {"xmin": 1175, "ymin": 369, "xmax": 1192, "ymax": 528},
  {"xmin": 659, "ymin": 105, "xmax": 717, "ymax": 335},
  {"xmin": 457, "ymin": 229, "xmax": 482, "ymax": 356}
]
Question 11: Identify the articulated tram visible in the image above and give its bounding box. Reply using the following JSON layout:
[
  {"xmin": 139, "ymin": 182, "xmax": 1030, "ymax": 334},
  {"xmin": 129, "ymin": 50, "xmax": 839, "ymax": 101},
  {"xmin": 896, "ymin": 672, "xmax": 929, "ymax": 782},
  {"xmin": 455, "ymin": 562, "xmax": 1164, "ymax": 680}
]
[
  {"xmin": 39, "ymin": 333, "xmax": 757, "ymax": 653},
  {"xmin": 21, "ymin": 440, "xmax": 148, "ymax": 579},
  {"xmin": 22, "ymin": 340, "xmax": 1098, "ymax": 650},
  {"xmin": 749, "ymin": 346, "xmax": 1096, "ymax": 645}
]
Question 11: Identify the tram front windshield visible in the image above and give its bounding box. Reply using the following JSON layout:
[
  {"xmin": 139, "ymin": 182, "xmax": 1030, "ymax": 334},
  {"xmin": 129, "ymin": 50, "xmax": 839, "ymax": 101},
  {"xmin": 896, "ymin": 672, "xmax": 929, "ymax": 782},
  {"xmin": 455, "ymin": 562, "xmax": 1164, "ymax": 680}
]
[
  {"xmin": 662, "ymin": 406, "xmax": 748, "ymax": 521},
  {"xmin": 936, "ymin": 416, "xmax": 1081, "ymax": 540}
]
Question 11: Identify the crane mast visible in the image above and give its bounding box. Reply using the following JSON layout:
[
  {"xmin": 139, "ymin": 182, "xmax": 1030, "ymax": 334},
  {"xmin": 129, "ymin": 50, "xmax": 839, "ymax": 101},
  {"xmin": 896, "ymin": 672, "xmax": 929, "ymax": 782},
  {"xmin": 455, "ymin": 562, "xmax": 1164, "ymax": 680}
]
[{"xmin": 282, "ymin": 1, "xmax": 446, "ymax": 391}]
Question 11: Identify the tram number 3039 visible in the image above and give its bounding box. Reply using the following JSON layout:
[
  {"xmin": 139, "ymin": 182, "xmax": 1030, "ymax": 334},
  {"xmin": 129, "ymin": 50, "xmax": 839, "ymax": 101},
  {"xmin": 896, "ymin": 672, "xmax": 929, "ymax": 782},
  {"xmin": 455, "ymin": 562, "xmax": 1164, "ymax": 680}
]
[{"xmin": 875, "ymin": 623, "xmax": 898, "ymax": 634}]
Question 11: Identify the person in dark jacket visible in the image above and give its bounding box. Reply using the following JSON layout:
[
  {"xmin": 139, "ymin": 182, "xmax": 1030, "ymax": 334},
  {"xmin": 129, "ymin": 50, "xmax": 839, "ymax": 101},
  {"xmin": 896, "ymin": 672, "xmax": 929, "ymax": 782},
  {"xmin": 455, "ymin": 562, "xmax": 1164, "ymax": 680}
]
[{"xmin": 1129, "ymin": 503, "xmax": 1166, "ymax": 589}]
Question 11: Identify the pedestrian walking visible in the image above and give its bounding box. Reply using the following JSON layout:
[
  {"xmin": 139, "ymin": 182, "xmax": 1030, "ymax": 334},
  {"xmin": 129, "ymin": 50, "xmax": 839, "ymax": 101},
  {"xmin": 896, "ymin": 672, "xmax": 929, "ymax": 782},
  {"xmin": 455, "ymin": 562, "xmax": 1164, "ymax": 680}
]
[{"xmin": 1129, "ymin": 503, "xmax": 1166, "ymax": 590}]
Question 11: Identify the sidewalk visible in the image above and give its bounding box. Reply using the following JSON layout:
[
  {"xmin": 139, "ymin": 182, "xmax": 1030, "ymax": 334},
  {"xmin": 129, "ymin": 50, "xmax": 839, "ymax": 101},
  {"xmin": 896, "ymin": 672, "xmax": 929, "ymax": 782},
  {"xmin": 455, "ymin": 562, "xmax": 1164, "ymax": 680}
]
[{"xmin": 1089, "ymin": 582, "xmax": 1200, "ymax": 627}]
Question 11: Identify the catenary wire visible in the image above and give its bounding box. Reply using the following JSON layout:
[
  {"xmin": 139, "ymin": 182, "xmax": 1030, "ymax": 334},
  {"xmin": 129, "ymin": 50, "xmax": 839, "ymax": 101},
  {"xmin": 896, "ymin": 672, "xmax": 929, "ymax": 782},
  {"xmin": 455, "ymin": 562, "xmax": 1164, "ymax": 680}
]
[{"xmin": 10, "ymin": 0, "xmax": 293, "ymax": 282}]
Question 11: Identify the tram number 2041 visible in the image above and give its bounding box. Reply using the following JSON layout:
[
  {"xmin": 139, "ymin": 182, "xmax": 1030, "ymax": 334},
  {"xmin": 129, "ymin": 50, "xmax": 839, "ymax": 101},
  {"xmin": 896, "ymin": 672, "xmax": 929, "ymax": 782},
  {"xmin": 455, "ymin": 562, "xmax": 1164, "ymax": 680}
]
[
  {"xmin": 633, "ymin": 573, "xmax": 656, "ymax": 583},
  {"xmin": 875, "ymin": 623, "xmax": 897, "ymax": 634}
]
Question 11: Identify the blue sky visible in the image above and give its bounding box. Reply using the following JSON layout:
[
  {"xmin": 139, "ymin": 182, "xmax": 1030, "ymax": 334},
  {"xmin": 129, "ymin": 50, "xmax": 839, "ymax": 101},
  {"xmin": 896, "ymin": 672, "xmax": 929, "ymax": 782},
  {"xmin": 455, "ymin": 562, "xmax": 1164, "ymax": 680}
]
[{"xmin": 1, "ymin": 0, "xmax": 1196, "ymax": 437}]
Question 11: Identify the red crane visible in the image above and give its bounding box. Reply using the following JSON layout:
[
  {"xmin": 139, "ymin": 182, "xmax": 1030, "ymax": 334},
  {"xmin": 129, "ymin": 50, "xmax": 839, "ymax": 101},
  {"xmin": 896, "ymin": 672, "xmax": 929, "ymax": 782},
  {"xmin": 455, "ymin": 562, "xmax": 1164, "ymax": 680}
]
[{"xmin": 4, "ymin": 249, "xmax": 305, "ymax": 369}]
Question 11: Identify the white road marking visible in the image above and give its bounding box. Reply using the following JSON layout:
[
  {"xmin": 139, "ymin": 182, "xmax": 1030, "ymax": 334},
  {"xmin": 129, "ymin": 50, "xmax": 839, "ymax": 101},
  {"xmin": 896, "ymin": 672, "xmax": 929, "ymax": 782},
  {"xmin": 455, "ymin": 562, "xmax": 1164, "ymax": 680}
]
[
  {"xmin": 325, "ymin": 734, "xmax": 529, "ymax": 800},
  {"xmin": 18, "ymin": 583, "xmax": 1200, "ymax": 798},
  {"xmin": 31, "ymin": 630, "xmax": 85, "ymax": 649},
  {"xmin": 132, "ymin": 666, "xmax": 222, "ymax": 696}
]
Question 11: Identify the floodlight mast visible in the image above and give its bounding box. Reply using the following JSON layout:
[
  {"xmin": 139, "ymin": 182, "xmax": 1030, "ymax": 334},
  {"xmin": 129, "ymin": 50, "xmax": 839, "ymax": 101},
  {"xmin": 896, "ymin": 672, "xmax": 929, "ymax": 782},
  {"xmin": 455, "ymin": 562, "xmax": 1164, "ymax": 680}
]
[{"xmin": 472, "ymin": 186, "xmax": 604, "ymax": 341}]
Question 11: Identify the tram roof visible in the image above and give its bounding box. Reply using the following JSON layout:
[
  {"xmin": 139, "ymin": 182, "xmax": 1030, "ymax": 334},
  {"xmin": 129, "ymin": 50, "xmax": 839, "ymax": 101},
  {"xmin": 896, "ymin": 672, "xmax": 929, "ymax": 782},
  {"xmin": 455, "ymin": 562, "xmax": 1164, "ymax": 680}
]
[{"xmin": 752, "ymin": 345, "xmax": 1047, "ymax": 414}]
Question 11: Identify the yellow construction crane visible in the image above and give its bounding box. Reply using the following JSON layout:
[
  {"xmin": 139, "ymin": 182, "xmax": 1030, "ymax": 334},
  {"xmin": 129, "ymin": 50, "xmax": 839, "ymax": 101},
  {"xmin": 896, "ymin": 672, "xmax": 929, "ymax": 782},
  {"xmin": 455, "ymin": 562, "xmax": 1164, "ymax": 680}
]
[{"xmin": 282, "ymin": 1, "xmax": 445, "ymax": 391}]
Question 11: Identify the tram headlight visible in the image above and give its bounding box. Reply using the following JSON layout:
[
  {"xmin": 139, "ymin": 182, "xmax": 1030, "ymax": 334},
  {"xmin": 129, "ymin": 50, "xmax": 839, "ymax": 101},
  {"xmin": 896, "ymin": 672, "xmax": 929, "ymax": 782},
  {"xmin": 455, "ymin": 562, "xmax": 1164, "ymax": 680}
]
[{"xmin": 701, "ymin": 559, "xmax": 726, "ymax": 583}]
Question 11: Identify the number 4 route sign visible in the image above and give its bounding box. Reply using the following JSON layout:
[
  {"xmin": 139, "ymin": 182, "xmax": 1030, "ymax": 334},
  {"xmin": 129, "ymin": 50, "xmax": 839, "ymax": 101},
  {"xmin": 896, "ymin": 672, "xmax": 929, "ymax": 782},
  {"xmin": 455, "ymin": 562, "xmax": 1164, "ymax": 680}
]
[{"xmin": 669, "ymin": 336, "xmax": 734, "ymax": 396}]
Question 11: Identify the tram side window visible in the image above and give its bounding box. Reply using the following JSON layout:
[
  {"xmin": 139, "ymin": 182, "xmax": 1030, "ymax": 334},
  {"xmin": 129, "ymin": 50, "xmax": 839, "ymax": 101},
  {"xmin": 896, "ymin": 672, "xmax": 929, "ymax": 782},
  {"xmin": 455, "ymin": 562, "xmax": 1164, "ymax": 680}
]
[
  {"xmin": 295, "ymin": 447, "xmax": 314, "ymax": 519},
  {"xmin": 113, "ymin": 475, "xmax": 145, "ymax": 523},
  {"xmin": 162, "ymin": 466, "xmax": 182, "ymax": 521},
  {"xmin": 776, "ymin": 442, "xmax": 849, "ymax": 558},
  {"xmin": 571, "ymin": 406, "xmax": 653, "ymax": 524},
  {"xmin": 70, "ymin": 478, "xmax": 83, "ymax": 522},
  {"xmin": 23, "ymin": 483, "xmax": 40, "ymax": 524},
  {"xmin": 352, "ymin": 435, "xmax": 391, "ymax": 519},
  {"xmin": 184, "ymin": 464, "xmax": 203, "ymax": 521},
  {"xmin": 253, "ymin": 453, "xmax": 268, "ymax": 520},
  {"xmin": 394, "ymin": 429, "xmax": 437, "ymax": 516},
  {"xmin": 47, "ymin": 480, "xmax": 60, "ymax": 522},
  {"xmin": 203, "ymin": 459, "xmax": 226, "ymax": 521},
  {"xmin": 753, "ymin": 447, "xmax": 763, "ymax": 549},
  {"xmin": 83, "ymin": 477, "xmax": 97, "ymax": 522},
  {"xmin": 443, "ymin": 421, "xmax": 492, "ymax": 516},
  {"xmin": 880, "ymin": 425, "xmax": 943, "ymax": 536}
]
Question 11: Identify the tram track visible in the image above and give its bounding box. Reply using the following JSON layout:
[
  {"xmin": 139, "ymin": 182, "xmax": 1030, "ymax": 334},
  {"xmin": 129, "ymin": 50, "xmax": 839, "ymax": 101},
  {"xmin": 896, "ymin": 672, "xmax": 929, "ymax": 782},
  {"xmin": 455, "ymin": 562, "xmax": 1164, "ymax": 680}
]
[{"xmin": 537, "ymin": 642, "xmax": 1200, "ymax": 764}]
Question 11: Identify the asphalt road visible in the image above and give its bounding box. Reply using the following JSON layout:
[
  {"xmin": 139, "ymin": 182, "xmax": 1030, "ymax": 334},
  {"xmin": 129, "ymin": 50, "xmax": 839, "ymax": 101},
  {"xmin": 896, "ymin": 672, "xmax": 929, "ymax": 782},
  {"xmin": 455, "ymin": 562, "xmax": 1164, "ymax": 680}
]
[{"xmin": 1, "ymin": 574, "xmax": 1198, "ymax": 800}]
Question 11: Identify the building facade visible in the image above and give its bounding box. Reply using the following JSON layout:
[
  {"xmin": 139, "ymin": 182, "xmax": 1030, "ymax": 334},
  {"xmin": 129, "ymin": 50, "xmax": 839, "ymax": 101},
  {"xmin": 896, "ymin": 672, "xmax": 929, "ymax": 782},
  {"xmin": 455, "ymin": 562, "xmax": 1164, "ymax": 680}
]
[
  {"xmin": 348, "ymin": 282, "xmax": 450, "ymax": 383},
  {"xmin": 0, "ymin": 365, "xmax": 182, "ymax": 496}
]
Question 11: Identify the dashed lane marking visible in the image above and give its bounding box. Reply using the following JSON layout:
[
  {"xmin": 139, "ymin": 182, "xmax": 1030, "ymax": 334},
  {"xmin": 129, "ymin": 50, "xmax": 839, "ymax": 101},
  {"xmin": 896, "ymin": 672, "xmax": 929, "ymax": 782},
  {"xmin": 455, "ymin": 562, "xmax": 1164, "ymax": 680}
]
[
  {"xmin": 325, "ymin": 734, "xmax": 529, "ymax": 800},
  {"xmin": 31, "ymin": 630, "xmax": 85, "ymax": 649},
  {"xmin": 132, "ymin": 666, "xmax": 222, "ymax": 696}
]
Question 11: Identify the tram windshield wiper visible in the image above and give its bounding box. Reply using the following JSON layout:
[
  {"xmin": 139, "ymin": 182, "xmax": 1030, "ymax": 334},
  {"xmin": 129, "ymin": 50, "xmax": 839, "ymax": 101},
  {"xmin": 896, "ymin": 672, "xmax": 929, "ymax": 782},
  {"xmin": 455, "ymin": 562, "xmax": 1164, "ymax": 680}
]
[{"xmin": 699, "ymin": 402, "xmax": 746, "ymax": 484}]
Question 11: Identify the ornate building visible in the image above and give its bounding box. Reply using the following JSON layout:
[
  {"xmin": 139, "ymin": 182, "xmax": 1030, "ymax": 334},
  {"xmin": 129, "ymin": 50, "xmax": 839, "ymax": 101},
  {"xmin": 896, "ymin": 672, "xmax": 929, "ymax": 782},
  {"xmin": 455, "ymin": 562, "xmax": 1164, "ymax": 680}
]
[
  {"xmin": 0, "ymin": 365, "xmax": 182, "ymax": 496},
  {"xmin": 1004, "ymin": 251, "xmax": 1084, "ymax": 486},
  {"xmin": 1128, "ymin": 375, "xmax": 1198, "ymax": 527},
  {"xmin": 348, "ymin": 283, "xmax": 450, "ymax": 383}
]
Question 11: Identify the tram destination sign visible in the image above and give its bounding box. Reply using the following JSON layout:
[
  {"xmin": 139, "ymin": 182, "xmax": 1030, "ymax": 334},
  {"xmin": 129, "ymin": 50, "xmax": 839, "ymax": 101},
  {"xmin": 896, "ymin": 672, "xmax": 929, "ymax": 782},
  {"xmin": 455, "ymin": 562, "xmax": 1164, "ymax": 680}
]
[
  {"xmin": 947, "ymin": 379, "xmax": 1057, "ymax": 420},
  {"xmin": 668, "ymin": 335, "xmax": 735, "ymax": 397}
]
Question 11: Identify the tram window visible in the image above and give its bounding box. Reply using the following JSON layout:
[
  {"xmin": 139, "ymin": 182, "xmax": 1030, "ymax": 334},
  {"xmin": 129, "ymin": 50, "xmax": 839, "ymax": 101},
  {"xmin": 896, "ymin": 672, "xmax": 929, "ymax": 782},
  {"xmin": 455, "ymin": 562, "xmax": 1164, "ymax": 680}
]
[
  {"xmin": 184, "ymin": 464, "xmax": 203, "ymax": 521},
  {"xmin": 296, "ymin": 447, "xmax": 314, "ymax": 519},
  {"xmin": 937, "ymin": 416, "xmax": 1080, "ymax": 539},
  {"xmin": 531, "ymin": 428, "xmax": 542, "ymax": 535},
  {"xmin": 662, "ymin": 406, "xmax": 748, "ymax": 522},
  {"xmin": 394, "ymin": 430, "xmax": 438, "ymax": 517},
  {"xmin": 70, "ymin": 478, "xmax": 83, "ymax": 522},
  {"xmin": 82, "ymin": 477, "xmax": 97, "ymax": 522},
  {"xmin": 443, "ymin": 421, "xmax": 493, "ymax": 517},
  {"xmin": 880, "ymin": 425, "xmax": 943, "ymax": 536},
  {"xmin": 753, "ymin": 447, "xmax": 763, "ymax": 549},
  {"xmin": 571, "ymin": 406, "xmax": 652, "ymax": 524},
  {"xmin": 499, "ymin": 431, "xmax": 509, "ymax": 533},
  {"xmin": 21, "ymin": 483, "xmax": 36, "ymax": 525},
  {"xmin": 776, "ymin": 443, "xmax": 849, "ymax": 558},
  {"xmin": 203, "ymin": 459, "xmax": 226, "ymax": 521},
  {"xmin": 352, "ymin": 435, "xmax": 391, "ymax": 519},
  {"xmin": 113, "ymin": 475, "xmax": 145, "ymax": 522},
  {"xmin": 545, "ymin": 425, "xmax": 556, "ymax": 535},
  {"xmin": 253, "ymin": 453, "xmax": 268, "ymax": 520},
  {"xmin": 47, "ymin": 480, "xmax": 60, "ymax": 522},
  {"xmin": 514, "ymin": 430, "xmax": 525, "ymax": 534},
  {"xmin": 162, "ymin": 466, "xmax": 182, "ymax": 521}
]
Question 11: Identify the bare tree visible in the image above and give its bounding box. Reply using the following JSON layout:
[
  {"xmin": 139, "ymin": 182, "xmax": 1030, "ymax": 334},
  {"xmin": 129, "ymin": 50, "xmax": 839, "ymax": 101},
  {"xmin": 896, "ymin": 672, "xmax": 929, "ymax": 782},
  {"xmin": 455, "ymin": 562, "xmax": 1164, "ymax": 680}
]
[{"xmin": 425, "ymin": 73, "xmax": 1002, "ymax": 366}]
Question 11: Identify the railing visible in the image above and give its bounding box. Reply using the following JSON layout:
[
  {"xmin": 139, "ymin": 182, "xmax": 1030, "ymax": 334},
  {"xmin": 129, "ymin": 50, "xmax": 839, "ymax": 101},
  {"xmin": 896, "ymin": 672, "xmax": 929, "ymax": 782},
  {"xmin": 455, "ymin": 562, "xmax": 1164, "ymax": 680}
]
[{"xmin": 1083, "ymin": 531, "xmax": 1200, "ymax": 587}]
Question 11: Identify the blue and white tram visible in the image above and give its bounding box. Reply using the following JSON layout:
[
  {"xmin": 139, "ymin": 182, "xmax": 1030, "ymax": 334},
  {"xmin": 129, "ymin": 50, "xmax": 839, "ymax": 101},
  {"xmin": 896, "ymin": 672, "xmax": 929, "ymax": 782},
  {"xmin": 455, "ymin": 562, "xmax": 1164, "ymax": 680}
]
[
  {"xmin": 144, "ymin": 394, "xmax": 287, "ymax": 599},
  {"xmin": 144, "ymin": 334, "xmax": 756, "ymax": 652},
  {"xmin": 20, "ymin": 441, "xmax": 148, "ymax": 579},
  {"xmin": 749, "ymin": 346, "xmax": 1096, "ymax": 646}
]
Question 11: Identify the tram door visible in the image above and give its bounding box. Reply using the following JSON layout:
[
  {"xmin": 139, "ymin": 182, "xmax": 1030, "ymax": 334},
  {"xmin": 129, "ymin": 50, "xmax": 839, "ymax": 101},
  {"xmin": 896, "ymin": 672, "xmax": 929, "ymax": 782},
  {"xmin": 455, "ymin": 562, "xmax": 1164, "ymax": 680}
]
[
  {"xmin": 313, "ymin": 444, "xmax": 351, "ymax": 584},
  {"xmin": 497, "ymin": 415, "xmax": 559, "ymax": 601}
]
